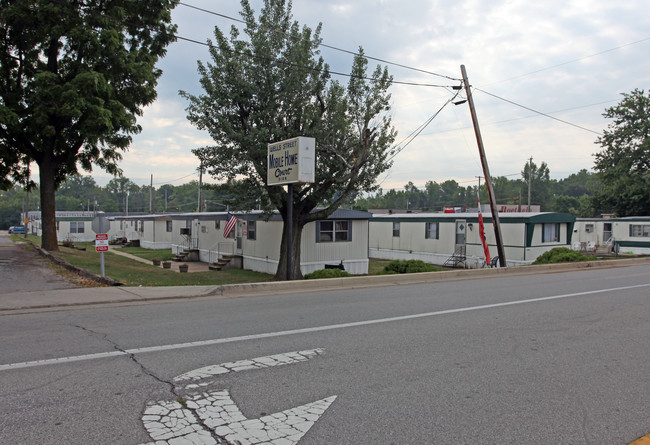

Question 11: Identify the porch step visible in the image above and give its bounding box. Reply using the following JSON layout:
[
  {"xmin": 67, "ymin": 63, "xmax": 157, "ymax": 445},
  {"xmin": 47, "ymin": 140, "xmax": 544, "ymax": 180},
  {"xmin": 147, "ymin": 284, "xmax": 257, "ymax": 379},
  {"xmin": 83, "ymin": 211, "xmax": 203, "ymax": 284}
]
[
  {"xmin": 444, "ymin": 246, "xmax": 467, "ymax": 268},
  {"xmin": 209, "ymin": 255, "xmax": 234, "ymax": 271},
  {"xmin": 173, "ymin": 249, "xmax": 199, "ymax": 262}
]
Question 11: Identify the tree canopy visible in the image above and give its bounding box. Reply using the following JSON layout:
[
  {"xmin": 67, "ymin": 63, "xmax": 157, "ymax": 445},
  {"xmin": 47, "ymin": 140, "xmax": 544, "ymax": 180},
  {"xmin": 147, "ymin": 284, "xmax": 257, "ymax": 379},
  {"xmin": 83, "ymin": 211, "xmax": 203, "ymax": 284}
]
[
  {"xmin": 593, "ymin": 89, "xmax": 650, "ymax": 216},
  {"xmin": 0, "ymin": 0, "xmax": 178, "ymax": 249},
  {"xmin": 182, "ymin": 0, "xmax": 396, "ymax": 280}
]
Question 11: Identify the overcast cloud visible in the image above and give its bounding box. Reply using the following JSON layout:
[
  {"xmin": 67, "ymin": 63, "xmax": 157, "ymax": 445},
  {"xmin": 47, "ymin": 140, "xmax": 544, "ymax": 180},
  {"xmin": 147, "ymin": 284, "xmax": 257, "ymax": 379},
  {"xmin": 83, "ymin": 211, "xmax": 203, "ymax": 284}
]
[{"xmin": 100, "ymin": 0, "xmax": 650, "ymax": 190}]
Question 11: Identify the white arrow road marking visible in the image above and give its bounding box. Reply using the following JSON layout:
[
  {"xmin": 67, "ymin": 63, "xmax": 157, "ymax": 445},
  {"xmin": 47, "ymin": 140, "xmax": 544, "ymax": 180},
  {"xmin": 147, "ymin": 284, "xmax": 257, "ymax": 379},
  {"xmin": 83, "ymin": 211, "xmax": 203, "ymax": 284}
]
[
  {"xmin": 140, "ymin": 349, "xmax": 336, "ymax": 445},
  {"xmin": 142, "ymin": 391, "xmax": 337, "ymax": 445},
  {"xmin": 176, "ymin": 349, "xmax": 324, "ymax": 389}
]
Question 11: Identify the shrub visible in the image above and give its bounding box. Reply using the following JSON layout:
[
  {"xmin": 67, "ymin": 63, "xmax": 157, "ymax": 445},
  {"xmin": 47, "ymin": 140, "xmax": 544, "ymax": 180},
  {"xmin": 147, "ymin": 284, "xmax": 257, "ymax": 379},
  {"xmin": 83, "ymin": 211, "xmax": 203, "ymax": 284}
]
[
  {"xmin": 532, "ymin": 247, "xmax": 592, "ymax": 265},
  {"xmin": 304, "ymin": 269, "xmax": 352, "ymax": 279},
  {"xmin": 382, "ymin": 259, "xmax": 438, "ymax": 274}
]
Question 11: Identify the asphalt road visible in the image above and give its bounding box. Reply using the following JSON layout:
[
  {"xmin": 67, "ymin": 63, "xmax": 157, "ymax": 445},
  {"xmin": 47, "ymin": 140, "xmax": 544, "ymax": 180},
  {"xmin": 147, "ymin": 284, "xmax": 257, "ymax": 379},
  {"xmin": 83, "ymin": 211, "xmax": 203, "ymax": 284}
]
[
  {"xmin": 0, "ymin": 231, "xmax": 77, "ymax": 294},
  {"xmin": 0, "ymin": 260, "xmax": 649, "ymax": 444}
]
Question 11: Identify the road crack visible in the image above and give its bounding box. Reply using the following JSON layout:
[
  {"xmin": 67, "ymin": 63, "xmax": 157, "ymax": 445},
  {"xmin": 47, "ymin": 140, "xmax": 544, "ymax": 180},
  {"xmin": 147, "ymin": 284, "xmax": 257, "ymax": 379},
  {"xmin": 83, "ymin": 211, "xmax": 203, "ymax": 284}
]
[{"xmin": 73, "ymin": 324, "xmax": 227, "ymax": 444}]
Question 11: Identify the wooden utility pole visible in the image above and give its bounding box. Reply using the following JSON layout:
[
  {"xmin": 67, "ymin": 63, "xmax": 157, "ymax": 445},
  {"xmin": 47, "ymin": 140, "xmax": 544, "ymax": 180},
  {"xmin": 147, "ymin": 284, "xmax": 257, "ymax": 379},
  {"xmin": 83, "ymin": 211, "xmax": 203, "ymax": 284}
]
[
  {"xmin": 527, "ymin": 156, "xmax": 533, "ymax": 212},
  {"xmin": 460, "ymin": 65, "xmax": 507, "ymax": 267},
  {"xmin": 197, "ymin": 161, "xmax": 203, "ymax": 213},
  {"xmin": 150, "ymin": 174, "xmax": 153, "ymax": 213}
]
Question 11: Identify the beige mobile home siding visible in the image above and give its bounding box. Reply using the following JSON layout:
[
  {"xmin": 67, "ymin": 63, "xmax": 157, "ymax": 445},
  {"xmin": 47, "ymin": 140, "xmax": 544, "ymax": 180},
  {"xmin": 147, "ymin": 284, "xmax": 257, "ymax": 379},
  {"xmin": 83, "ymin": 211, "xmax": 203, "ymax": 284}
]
[
  {"xmin": 574, "ymin": 217, "xmax": 650, "ymax": 254},
  {"xmin": 241, "ymin": 219, "xmax": 283, "ymax": 274},
  {"xmin": 369, "ymin": 220, "xmax": 454, "ymax": 266},
  {"xmin": 140, "ymin": 219, "xmax": 173, "ymax": 250},
  {"xmin": 370, "ymin": 213, "xmax": 575, "ymax": 267},
  {"xmin": 168, "ymin": 211, "xmax": 371, "ymax": 275},
  {"xmin": 300, "ymin": 220, "xmax": 369, "ymax": 275}
]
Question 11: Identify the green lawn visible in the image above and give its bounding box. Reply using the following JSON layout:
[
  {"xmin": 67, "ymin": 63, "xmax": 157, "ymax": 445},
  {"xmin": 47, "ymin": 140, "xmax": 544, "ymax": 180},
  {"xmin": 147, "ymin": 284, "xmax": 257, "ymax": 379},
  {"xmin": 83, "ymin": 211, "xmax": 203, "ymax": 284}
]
[
  {"xmin": 368, "ymin": 258, "xmax": 392, "ymax": 275},
  {"xmin": 19, "ymin": 236, "xmax": 395, "ymax": 286},
  {"xmin": 26, "ymin": 238, "xmax": 272, "ymax": 286},
  {"xmin": 117, "ymin": 246, "xmax": 175, "ymax": 262}
]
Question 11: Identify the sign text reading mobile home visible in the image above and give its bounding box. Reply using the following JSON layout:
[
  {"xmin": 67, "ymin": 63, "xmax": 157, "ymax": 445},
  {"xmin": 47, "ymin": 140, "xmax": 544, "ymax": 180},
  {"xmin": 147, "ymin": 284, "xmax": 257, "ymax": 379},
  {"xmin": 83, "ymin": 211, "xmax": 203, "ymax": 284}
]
[{"xmin": 267, "ymin": 137, "xmax": 315, "ymax": 186}]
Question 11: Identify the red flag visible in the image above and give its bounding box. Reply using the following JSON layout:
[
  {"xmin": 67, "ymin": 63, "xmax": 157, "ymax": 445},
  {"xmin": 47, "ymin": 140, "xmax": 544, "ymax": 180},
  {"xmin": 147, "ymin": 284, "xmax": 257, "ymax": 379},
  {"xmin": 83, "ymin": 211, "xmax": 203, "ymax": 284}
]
[{"xmin": 477, "ymin": 192, "xmax": 491, "ymax": 264}]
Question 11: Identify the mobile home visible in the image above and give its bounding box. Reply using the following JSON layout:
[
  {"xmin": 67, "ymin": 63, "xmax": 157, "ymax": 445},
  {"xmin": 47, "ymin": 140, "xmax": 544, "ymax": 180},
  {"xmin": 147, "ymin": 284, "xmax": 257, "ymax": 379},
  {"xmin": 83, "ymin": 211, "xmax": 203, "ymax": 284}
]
[
  {"xmin": 169, "ymin": 209, "xmax": 372, "ymax": 275},
  {"xmin": 574, "ymin": 216, "xmax": 650, "ymax": 254},
  {"xmin": 370, "ymin": 212, "xmax": 576, "ymax": 268}
]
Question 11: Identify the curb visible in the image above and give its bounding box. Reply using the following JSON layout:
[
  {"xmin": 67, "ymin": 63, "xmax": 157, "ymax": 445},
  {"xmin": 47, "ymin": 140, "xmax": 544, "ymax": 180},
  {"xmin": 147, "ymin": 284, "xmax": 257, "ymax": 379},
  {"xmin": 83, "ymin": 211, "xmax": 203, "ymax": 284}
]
[
  {"xmin": 174, "ymin": 256, "xmax": 650, "ymax": 299},
  {"xmin": 10, "ymin": 238, "xmax": 650, "ymax": 310}
]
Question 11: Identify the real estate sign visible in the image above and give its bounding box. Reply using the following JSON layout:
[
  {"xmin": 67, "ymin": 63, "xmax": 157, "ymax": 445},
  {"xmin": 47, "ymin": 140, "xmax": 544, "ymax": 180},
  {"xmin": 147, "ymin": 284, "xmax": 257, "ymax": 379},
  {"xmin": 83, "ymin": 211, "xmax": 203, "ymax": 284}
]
[{"xmin": 267, "ymin": 137, "xmax": 315, "ymax": 186}]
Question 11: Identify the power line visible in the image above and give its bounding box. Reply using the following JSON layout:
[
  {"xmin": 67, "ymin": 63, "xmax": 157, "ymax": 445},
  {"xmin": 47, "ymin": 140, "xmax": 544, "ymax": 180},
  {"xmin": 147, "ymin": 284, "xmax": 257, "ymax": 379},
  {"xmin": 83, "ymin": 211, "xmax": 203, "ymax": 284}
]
[
  {"xmin": 177, "ymin": 2, "xmax": 460, "ymax": 82},
  {"xmin": 474, "ymin": 88, "xmax": 602, "ymax": 136},
  {"xmin": 486, "ymin": 36, "xmax": 650, "ymax": 85},
  {"xmin": 387, "ymin": 89, "xmax": 462, "ymax": 163},
  {"xmin": 174, "ymin": 35, "xmax": 455, "ymax": 88}
]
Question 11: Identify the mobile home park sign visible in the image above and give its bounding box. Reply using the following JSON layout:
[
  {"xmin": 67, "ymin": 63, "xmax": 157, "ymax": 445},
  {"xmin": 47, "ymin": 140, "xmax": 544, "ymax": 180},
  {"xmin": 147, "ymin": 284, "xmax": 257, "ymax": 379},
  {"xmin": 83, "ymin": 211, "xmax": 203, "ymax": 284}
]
[{"xmin": 267, "ymin": 137, "xmax": 315, "ymax": 185}]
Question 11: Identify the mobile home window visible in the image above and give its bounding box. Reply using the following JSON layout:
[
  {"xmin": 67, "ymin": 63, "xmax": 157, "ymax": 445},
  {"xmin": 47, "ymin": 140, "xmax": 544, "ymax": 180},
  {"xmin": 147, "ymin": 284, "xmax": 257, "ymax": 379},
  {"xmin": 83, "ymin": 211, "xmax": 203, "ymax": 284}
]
[
  {"xmin": 317, "ymin": 220, "xmax": 351, "ymax": 242},
  {"xmin": 392, "ymin": 222, "xmax": 400, "ymax": 237},
  {"xmin": 247, "ymin": 220, "xmax": 256, "ymax": 240},
  {"xmin": 585, "ymin": 224, "xmax": 594, "ymax": 233},
  {"xmin": 166, "ymin": 221, "xmax": 172, "ymax": 232},
  {"xmin": 542, "ymin": 223, "xmax": 559, "ymax": 242},
  {"xmin": 425, "ymin": 222, "xmax": 439, "ymax": 239},
  {"xmin": 70, "ymin": 221, "xmax": 85, "ymax": 233},
  {"xmin": 630, "ymin": 224, "xmax": 650, "ymax": 237},
  {"xmin": 214, "ymin": 220, "xmax": 220, "ymax": 230}
]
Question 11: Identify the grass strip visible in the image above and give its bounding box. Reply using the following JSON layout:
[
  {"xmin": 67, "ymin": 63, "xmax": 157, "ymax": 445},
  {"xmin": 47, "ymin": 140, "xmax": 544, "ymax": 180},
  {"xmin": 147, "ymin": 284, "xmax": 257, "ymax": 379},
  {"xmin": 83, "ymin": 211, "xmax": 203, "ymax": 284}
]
[{"xmin": 34, "ymin": 239, "xmax": 272, "ymax": 287}]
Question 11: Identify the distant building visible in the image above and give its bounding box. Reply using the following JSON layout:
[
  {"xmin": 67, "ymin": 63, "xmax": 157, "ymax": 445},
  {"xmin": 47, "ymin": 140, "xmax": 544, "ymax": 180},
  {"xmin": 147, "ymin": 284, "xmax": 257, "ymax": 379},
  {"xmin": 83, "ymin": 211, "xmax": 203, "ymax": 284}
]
[
  {"xmin": 25, "ymin": 211, "xmax": 125, "ymax": 242},
  {"xmin": 573, "ymin": 216, "xmax": 650, "ymax": 254}
]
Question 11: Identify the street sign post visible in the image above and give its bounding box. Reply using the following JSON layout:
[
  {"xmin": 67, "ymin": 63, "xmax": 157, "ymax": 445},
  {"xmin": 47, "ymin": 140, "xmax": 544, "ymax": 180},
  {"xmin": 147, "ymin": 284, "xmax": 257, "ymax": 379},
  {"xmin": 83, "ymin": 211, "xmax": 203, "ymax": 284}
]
[{"xmin": 95, "ymin": 219, "xmax": 108, "ymax": 276}]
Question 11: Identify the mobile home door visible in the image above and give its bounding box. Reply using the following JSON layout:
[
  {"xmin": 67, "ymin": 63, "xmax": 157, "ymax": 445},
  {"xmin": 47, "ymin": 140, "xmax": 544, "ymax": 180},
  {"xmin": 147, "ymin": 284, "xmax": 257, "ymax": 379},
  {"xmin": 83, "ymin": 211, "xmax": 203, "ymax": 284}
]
[{"xmin": 455, "ymin": 220, "xmax": 467, "ymax": 255}]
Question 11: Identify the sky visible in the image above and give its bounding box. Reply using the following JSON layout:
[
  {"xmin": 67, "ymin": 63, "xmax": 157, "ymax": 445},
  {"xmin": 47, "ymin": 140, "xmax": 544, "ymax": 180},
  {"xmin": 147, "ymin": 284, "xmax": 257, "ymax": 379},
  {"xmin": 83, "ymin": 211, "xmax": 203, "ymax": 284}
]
[{"xmin": 90, "ymin": 0, "xmax": 650, "ymax": 191}]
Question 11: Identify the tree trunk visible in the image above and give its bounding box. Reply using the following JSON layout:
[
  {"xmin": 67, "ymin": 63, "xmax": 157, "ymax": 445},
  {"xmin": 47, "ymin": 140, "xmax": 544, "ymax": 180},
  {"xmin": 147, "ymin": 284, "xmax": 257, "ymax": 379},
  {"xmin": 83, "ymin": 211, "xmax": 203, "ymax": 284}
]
[
  {"xmin": 39, "ymin": 158, "xmax": 58, "ymax": 251},
  {"xmin": 274, "ymin": 218, "xmax": 303, "ymax": 281}
]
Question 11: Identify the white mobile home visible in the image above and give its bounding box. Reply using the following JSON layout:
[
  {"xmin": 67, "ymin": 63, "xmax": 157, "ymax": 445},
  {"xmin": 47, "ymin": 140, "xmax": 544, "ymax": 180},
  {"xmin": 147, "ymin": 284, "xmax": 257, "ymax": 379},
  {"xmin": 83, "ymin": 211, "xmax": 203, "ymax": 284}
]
[
  {"xmin": 574, "ymin": 216, "xmax": 650, "ymax": 254},
  {"xmin": 169, "ymin": 209, "xmax": 372, "ymax": 275},
  {"xmin": 111, "ymin": 214, "xmax": 174, "ymax": 250},
  {"xmin": 369, "ymin": 212, "xmax": 576, "ymax": 268},
  {"xmin": 26, "ymin": 211, "xmax": 121, "ymax": 243}
]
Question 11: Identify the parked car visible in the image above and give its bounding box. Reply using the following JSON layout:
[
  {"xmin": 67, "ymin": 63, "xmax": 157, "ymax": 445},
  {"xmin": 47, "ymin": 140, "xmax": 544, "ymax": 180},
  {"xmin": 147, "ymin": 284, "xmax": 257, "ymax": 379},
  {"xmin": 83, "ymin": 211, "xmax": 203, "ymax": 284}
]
[{"xmin": 8, "ymin": 226, "xmax": 25, "ymax": 234}]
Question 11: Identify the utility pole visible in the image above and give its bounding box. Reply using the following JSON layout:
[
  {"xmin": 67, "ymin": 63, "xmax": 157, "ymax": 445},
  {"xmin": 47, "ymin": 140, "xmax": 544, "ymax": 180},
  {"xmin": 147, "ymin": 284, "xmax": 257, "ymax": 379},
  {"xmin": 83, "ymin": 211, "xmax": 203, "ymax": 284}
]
[
  {"xmin": 197, "ymin": 161, "xmax": 203, "ymax": 213},
  {"xmin": 23, "ymin": 173, "xmax": 28, "ymax": 239},
  {"xmin": 528, "ymin": 156, "xmax": 533, "ymax": 212},
  {"xmin": 460, "ymin": 65, "xmax": 507, "ymax": 267},
  {"xmin": 150, "ymin": 174, "xmax": 153, "ymax": 214}
]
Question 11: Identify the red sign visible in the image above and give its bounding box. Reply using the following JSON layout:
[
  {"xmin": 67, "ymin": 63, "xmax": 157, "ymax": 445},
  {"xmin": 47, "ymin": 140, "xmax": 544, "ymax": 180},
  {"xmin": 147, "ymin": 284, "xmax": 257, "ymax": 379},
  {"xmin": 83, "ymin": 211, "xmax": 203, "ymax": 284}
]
[
  {"xmin": 95, "ymin": 234, "xmax": 109, "ymax": 252},
  {"xmin": 443, "ymin": 207, "xmax": 455, "ymax": 213}
]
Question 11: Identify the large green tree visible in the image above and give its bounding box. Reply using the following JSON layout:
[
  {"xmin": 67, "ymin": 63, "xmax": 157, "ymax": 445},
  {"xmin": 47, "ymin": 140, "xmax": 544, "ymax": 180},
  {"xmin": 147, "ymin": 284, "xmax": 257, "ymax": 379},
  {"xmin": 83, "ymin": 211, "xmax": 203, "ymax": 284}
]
[
  {"xmin": 183, "ymin": 0, "xmax": 396, "ymax": 280},
  {"xmin": 0, "ymin": 0, "xmax": 177, "ymax": 249},
  {"xmin": 593, "ymin": 89, "xmax": 650, "ymax": 216}
]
